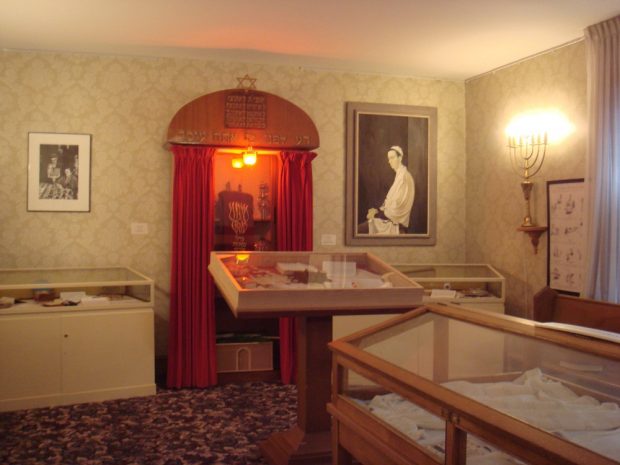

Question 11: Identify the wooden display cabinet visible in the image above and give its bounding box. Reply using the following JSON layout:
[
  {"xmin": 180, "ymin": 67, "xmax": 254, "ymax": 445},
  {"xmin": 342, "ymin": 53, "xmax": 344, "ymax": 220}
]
[
  {"xmin": 208, "ymin": 251, "xmax": 424, "ymax": 465},
  {"xmin": 328, "ymin": 303, "xmax": 620, "ymax": 465}
]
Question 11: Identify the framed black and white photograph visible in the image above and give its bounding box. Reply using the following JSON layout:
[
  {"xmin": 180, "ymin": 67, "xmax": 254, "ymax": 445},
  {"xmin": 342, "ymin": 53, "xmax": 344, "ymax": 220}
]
[
  {"xmin": 27, "ymin": 132, "xmax": 91, "ymax": 212},
  {"xmin": 345, "ymin": 102, "xmax": 437, "ymax": 246},
  {"xmin": 547, "ymin": 178, "xmax": 585, "ymax": 295}
]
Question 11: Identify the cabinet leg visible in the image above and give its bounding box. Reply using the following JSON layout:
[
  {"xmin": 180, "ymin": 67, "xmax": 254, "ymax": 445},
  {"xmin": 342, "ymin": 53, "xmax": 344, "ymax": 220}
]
[{"xmin": 331, "ymin": 418, "xmax": 352, "ymax": 465}]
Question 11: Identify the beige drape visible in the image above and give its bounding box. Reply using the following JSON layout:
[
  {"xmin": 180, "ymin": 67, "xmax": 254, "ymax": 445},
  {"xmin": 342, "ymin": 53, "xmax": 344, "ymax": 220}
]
[{"xmin": 583, "ymin": 15, "xmax": 620, "ymax": 302}]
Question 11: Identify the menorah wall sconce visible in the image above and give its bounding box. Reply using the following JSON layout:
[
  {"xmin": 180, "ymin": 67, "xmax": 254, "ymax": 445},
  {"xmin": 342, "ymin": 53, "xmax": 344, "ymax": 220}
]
[{"xmin": 506, "ymin": 110, "xmax": 573, "ymax": 254}]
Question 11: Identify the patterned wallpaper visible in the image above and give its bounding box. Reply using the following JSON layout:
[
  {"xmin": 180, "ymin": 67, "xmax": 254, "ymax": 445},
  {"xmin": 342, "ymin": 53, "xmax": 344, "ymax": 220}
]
[
  {"xmin": 465, "ymin": 41, "xmax": 587, "ymax": 317},
  {"xmin": 0, "ymin": 50, "xmax": 466, "ymax": 355},
  {"xmin": 0, "ymin": 42, "xmax": 588, "ymax": 350}
]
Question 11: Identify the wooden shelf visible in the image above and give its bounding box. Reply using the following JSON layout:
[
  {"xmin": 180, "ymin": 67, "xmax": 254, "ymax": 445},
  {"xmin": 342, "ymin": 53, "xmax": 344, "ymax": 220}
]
[{"xmin": 517, "ymin": 225, "xmax": 547, "ymax": 254}]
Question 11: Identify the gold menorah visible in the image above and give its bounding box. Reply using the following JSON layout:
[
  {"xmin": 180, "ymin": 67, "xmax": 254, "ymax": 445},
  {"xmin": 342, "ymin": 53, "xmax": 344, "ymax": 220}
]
[{"xmin": 508, "ymin": 132, "xmax": 548, "ymax": 227}]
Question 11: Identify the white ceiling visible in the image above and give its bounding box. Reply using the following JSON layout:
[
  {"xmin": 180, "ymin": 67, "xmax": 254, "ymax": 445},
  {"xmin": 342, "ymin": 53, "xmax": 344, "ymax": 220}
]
[{"xmin": 1, "ymin": 0, "xmax": 619, "ymax": 80}]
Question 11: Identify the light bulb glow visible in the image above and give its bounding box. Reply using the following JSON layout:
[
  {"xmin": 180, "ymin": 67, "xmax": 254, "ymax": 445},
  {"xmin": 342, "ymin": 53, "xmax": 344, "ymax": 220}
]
[
  {"xmin": 231, "ymin": 158, "xmax": 244, "ymax": 169},
  {"xmin": 243, "ymin": 147, "xmax": 257, "ymax": 166},
  {"xmin": 505, "ymin": 109, "xmax": 574, "ymax": 144}
]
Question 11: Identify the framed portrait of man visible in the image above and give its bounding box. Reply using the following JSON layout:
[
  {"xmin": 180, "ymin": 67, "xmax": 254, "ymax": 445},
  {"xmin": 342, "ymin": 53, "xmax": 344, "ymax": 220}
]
[{"xmin": 345, "ymin": 102, "xmax": 437, "ymax": 246}]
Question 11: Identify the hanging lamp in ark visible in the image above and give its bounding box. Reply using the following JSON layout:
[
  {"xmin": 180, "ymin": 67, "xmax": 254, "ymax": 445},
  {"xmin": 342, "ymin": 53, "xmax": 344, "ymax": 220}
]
[
  {"xmin": 231, "ymin": 147, "xmax": 257, "ymax": 168},
  {"xmin": 242, "ymin": 147, "xmax": 257, "ymax": 166}
]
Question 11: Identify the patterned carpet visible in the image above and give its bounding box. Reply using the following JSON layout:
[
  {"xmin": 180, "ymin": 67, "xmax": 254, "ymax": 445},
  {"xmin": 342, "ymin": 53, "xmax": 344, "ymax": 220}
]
[{"xmin": 0, "ymin": 382, "xmax": 297, "ymax": 465}]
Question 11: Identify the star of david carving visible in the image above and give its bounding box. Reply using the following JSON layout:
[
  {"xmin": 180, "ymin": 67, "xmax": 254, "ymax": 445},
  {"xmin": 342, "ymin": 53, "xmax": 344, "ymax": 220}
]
[{"xmin": 236, "ymin": 74, "xmax": 257, "ymax": 90}]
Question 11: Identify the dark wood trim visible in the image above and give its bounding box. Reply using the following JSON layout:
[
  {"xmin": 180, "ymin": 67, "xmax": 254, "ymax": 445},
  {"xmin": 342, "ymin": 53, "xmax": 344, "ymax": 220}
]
[
  {"xmin": 533, "ymin": 286, "xmax": 620, "ymax": 333},
  {"xmin": 259, "ymin": 316, "xmax": 333, "ymax": 465},
  {"xmin": 167, "ymin": 89, "xmax": 319, "ymax": 150}
]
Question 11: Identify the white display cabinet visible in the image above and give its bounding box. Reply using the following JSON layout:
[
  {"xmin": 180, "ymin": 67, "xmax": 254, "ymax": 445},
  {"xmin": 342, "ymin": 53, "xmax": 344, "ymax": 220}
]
[
  {"xmin": 334, "ymin": 263, "xmax": 505, "ymax": 342},
  {"xmin": 0, "ymin": 267, "xmax": 156, "ymax": 412},
  {"xmin": 392, "ymin": 263, "xmax": 506, "ymax": 313},
  {"xmin": 388, "ymin": 264, "xmax": 507, "ymax": 377}
]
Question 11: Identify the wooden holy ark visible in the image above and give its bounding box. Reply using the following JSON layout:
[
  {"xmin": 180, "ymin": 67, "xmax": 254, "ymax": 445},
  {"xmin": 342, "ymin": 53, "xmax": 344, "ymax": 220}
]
[{"xmin": 169, "ymin": 84, "xmax": 324, "ymax": 465}]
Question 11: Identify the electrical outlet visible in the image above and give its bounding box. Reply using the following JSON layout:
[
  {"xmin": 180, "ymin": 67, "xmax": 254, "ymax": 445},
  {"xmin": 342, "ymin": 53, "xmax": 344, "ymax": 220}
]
[
  {"xmin": 131, "ymin": 222, "xmax": 149, "ymax": 235},
  {"xmin": 320, "ymin": 234, "xmax": 337, "ymax": 246}
]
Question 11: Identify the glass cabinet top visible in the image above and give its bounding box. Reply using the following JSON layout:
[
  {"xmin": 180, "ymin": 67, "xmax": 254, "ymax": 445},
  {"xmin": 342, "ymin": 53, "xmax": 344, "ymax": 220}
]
[
  {"xmin": 343, "ymin": 307, "xmax": 620, "ymax": 462},
  {"xmin": 352, "ymin": 310, "xmax": 620, "ymax": 383},
  {"xmin": 0, "ymin": 267, "xmax": 150, "ymax": 287},
  {"xmin": 212, "ymin": 251, "xmax": 415, "ymax": 290},
  {"xmin": 392, "ymin": 264, "xmax": 501, "ymax": 279}
]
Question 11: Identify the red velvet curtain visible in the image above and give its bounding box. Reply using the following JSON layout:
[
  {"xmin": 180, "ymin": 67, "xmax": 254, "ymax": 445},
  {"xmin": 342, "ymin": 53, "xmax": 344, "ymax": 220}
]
[
  {"xmin": 276, "ymin": 151, "xmax": 317, "ymax": 384},
  {"xmin": 167, "ymin": 145, "xmax": 218, "ymax": 388}
]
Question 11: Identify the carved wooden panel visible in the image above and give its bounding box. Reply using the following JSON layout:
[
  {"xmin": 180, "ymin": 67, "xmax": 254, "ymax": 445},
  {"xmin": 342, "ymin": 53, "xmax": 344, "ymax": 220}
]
[{"xmin": 167, "ymin": 89, "xmax": 319, "ymax": 150}]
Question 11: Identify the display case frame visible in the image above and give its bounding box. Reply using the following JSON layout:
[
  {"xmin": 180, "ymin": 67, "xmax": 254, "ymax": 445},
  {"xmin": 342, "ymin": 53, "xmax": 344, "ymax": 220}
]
[
  {"xmin": 209, "ymin": 251, "xmax": 424, "ymax": 318},
  {"xmin": 0, "ymin": 266, "xmax": 153, "ymax": 315},
  {"xmin": 328, "ymin": 303, "xmax": 620, "ymax": 465},
  {"xmin": 392, "ymin": 263, "xmax": 505, "ymax": 312}
]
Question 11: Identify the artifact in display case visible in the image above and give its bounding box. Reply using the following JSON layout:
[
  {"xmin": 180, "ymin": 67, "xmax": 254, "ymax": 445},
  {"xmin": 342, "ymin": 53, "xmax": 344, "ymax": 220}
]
[
  {"xmin": 392, "ymin": 263, "xmax": 505, "ymax": 313},
  {"xmin": 0, "ymin": 267, "xmax": 155, "ymax": 411},
  {"xmin": 208, "ymin": 251, "xmax": 424, "ymax": 317},
  {"xmin": 328, "ymin": 303, "xmax": 620, "ymax": 465}
]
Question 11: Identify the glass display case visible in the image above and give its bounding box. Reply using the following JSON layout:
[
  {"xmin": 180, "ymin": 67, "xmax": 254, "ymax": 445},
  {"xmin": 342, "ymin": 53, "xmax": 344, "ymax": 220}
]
[
  {"xmin": 392, "ymin": 263, "xmax": 505, "ymax": 313},
  {"xmin": 209, "ymin": 251, "xmax": 424, "ymax": 317},
  {"xmin": 328, "ymin": 303, "xmax": 620, "ymax": 465},
  {"xmin": 209, "ymin": 251, "xmax": 424, "ymax": 465},
  {"xmin": 0, "ymin": 267, "xmax": 155, "ymax": 411},
  {"xmin": 0, "ymin": 266, "xmax": 153, "ymax": 314}
]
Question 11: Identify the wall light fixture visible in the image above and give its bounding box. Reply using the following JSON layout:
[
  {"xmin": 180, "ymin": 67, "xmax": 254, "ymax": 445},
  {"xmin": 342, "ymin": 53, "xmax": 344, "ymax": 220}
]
[{"xmin": 505, "ymin": 109, "xmax": 573, "ymax": 252}]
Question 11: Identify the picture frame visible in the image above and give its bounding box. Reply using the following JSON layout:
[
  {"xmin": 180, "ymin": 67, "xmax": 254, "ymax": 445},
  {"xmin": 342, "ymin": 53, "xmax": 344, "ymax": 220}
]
[
  {"xmin": 27, "ymin": 132, "xmax": 91, "ymax": 212},
  {"xmin": 546, "ymin": 178, "xmax": 585, "ymax": 295},
  {"xmin": 345, "ymin": 102, "xmax": 437, "ymax": 246}
]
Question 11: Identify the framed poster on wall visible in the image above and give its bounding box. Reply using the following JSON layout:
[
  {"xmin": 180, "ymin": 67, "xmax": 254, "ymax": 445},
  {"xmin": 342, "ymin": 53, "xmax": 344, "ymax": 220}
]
[
  {"xmin": 27, "ymin": 132, "xmax": 91, "ymax": 212},
  {"xmin": 345, "ymin": 102, "xmax": 437, "ymax": 246},
  {"xmin": 547, "ymin": 178, "xmax": 585, "ymax": 295}
]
